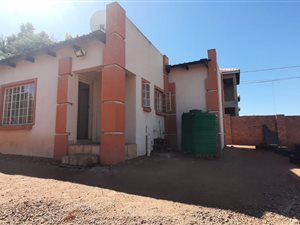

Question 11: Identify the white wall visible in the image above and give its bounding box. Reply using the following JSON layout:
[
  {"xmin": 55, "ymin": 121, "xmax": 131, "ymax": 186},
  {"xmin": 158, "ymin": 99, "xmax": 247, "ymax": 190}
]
[
  {"xmin": 169, "ymin": 64, "xmax": 208, "ymax": 150},
  {"xmin": 58, "ymin": 40, "xmax": 104, "ymax": 72},
  {"xmin": 0, "ymin": 40, "xmax": 104, "ymax": 157},
  {"xmin": 0, "ymin": 55, "xmax": 58, "ymax": 157},
  {"xmin": 125, "ymin": 18, "xmax": 165, "ymax": 156},
  {"xmin": 125, "ymin": 73, "xmax": 136, "ymax": 143}
]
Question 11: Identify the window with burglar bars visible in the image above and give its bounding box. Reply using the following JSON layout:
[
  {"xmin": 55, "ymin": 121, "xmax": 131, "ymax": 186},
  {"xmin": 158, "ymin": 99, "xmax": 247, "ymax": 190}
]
[
  {"xmin": 143, "ymin": 82, "xmax": 150, "ymax": 108},
  {"xmin": 2, "ymin": 82, "xmax": 35, "ymax": 126}
]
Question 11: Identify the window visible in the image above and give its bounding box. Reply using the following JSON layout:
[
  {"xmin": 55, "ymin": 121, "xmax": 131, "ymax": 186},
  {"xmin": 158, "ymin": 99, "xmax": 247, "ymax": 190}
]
[
  {"xmin": 1, "ymin": 79, "xmax": 37, "ymax": 126},
  {"xmin": 165, "ymin": 92, "xmax": 172, "ymax": 113},
  {"xmin": 225, "ymin": 107, "xmax": 236, "ymax": 116},
  {"xmin": 155, "ymin": 87, "xmax": 164, "ymax": 114},
  {"xmin": 223, "ymin": 78, "xmax": 235, "ymax": 101},
  {"xmin": 142, "ymin": 79, "xmax": 151, "ymax": 111}
]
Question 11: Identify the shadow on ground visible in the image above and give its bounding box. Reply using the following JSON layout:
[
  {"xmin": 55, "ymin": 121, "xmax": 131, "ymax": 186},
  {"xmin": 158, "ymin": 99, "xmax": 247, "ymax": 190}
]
[{"xmin": 0, "ymin": 147, "xmax": 299, "ymax": 219}]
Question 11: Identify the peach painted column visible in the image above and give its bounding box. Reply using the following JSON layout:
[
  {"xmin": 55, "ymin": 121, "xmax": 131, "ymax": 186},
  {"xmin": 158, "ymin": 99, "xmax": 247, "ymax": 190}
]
[
  {"xmin": 54, "ymin": 57, "xmax": 72, "ymax": 160},
  {"xmin": 100, "ymin": 2, "xmax": 126, "ymax": 165}
]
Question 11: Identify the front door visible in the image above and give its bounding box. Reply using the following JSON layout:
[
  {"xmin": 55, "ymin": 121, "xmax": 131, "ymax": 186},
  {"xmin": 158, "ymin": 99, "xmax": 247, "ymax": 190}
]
[{"xmin": 77, "ymin": 81, "xmax": 90, "ymax": 140}]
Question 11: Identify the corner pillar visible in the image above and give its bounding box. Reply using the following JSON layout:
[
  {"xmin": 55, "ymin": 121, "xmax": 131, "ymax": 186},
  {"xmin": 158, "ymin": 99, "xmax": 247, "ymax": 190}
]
[
  {"xmin": 206, "ymin": 49, "xmax": 224, "ymax": 149},
  {"xmin": 100, "ymin": 2, "xmax": 126, "ymax": 165},
  {"xmin": 54, "ymin": 57, "xmax": 72, "ymax": 160}
]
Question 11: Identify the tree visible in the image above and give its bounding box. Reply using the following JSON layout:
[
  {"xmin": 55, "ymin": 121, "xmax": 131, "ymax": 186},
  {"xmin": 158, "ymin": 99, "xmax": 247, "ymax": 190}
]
[{"xmin": 0, "ymin": 23, "xmax": 54, "ymax": 60}]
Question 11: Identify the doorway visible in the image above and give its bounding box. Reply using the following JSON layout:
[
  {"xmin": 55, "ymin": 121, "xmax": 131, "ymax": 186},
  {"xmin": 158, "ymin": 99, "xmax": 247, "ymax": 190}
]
[{"xmin": 77, "ymin": 81, "xmax": 90, "ymax": 140}]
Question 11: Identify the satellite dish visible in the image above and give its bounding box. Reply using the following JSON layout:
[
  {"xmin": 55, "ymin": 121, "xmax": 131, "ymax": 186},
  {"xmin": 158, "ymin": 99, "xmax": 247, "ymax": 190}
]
[{"xmin": 90, "ymin": 10, "xmax": 106, "ymax": 32}]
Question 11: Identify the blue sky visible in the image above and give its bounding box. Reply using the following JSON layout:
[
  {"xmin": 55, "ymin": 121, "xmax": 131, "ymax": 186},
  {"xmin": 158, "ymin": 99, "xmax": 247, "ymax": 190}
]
[{"xmin": 1, "ymin": 0, "xmax": 300, "ymax": 115}]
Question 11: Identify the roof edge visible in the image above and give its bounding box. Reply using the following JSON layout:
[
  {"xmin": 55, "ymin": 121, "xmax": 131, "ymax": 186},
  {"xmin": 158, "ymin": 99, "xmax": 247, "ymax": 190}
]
[
  {"xmin": 0, "ymin": 30, "xmax": 106, "ymax": 67},
  {"xmin": 166, "ymin": 58, "xmax": 210, "ymax": 73}
]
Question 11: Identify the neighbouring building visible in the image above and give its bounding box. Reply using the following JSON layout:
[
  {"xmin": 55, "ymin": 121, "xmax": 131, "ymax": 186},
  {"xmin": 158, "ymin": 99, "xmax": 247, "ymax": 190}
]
[
  {"xmin": 0, "ymin": 2, "xmax": 238, "ymax": 165},
  {"xmin": 221, "ymin": 68, "xmax": 240, "ymax": 116}
]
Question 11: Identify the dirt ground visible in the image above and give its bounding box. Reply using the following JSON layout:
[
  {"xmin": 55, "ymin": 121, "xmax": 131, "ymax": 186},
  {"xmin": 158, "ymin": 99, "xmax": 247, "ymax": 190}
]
[{"xmin": 0, "ymin": 147, "xmax": 299, "ymax": 225}]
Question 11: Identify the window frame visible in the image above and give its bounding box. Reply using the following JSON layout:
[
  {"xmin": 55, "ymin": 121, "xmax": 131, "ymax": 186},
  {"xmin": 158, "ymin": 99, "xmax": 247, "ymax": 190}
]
[
  {"xmin": 142, "ymin": 78, "xmax": 151, "ymax": 112},
  {"xmin": 0, "ymin": 78, "xmax": 37, "ymax": 130},
  {"xmin": 154, "ymin": 86, "xmax": 165, "ymax": 116}
]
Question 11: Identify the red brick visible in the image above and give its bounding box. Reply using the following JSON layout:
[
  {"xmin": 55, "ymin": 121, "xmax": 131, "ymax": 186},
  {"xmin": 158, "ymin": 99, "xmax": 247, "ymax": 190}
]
[{"xmin": 206, "ymin": 91, "xmax": 219, "ymax": 111}]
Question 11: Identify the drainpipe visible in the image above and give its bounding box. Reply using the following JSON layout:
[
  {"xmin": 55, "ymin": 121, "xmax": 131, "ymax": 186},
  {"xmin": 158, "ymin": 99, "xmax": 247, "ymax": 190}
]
[{"xmin": 217, "ymin": 68, "xmax": 225, "ymax": 149}]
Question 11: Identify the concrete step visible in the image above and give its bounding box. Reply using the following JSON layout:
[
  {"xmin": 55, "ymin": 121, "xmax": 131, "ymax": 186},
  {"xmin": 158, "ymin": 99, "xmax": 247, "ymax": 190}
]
[
  {"xmin": 62, "ymin": 153, "xmax": 99, "ymax": 167},
  {"xmin": 68, "ymin": 144, "xmax": 99, "ymax": 155}
]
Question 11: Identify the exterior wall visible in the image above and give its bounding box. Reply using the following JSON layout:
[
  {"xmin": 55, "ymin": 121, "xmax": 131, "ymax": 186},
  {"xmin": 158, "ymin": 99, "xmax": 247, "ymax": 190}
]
[
  {"xmin": 0, "ymin": 55, "xmax": 57, "ymax": 157},
  {"xmin": 125, "ymin": 18, "xmax": 165, "ymax": 156},
  {"xmin": 125, "ymin": 73, "xmax": 136, "ymax": 144},
  {"xmin": 285, "ymin": 116, "xmax": 300, "ymax": 147},
  {"xmin": 59, "ymin": 40, "xmax": 104, "ymax": 73},
  {"xmin": 224, "ymin": 115, "xmax": 300, "ymax": 148},
  {"xmin": 230, "ymin": 116, "xmax": 277, "ymax": 146},
  {"xmin": 169, "ymin": 64, "xmax": 208, "ymax": 149},
  {"xmin": 0, "ymin": 41, "xmax": 104, "ymax": 158}
]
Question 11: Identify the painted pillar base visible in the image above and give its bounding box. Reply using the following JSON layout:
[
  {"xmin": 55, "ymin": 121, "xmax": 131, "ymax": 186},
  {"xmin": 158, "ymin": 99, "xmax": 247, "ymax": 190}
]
[
  {"xmin": 54, "ymin": 57, "xmax": 72, "ymax": 160},
  {"xmin": 54, "ymin": 134, "xmax": 68, "ymax": 160},
  {"xmin": 100, "ymin": 134, "xmax": 125, "ymax": 165}
]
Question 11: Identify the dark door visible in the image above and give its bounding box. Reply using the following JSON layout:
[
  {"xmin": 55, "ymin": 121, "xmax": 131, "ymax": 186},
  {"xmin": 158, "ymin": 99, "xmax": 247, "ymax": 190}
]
[{"xmin": 77, "ymin": 81, "xmax": 90, "ymax": 140}]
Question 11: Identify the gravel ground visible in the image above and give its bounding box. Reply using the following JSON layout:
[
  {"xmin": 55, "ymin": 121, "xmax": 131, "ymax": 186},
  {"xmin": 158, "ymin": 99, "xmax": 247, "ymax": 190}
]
[{"xmin": 0, "ymin": 147, "xmax": 299, "ymax": 225}]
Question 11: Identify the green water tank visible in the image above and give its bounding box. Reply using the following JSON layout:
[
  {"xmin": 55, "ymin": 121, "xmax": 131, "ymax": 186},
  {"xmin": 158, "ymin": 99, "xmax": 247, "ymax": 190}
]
[{"xmin": 181, "ymin": 110, "xmax": 218, "ymax": 156}]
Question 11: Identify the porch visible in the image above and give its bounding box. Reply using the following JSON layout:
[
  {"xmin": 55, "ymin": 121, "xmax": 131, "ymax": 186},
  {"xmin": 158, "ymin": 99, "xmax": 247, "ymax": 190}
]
[{"xmin": 61, "ymin": 67, "xmax": 137, "ymax": 166}]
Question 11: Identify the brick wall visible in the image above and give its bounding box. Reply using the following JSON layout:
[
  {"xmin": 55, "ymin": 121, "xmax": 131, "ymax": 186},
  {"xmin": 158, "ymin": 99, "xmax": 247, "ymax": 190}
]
[
  {"xmin": 224, "ymin": 115, "xmax": 300, "ymax": 148},
  {"xmin": 285, "ymin": 116, "xmax": 300, "ymax": 147}
]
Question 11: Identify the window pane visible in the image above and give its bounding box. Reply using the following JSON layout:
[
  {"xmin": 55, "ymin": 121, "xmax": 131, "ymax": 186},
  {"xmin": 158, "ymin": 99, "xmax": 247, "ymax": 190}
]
[{"xmin": 143, "ymin": 83, "xmax": 150, "ymax": 107}]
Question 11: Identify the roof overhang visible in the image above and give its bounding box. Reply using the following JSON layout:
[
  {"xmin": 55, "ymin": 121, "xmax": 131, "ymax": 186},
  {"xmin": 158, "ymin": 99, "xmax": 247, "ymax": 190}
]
[
  {"xmin": 0, "ymin": 30, "xmax": 106, "ymax": 68},
  {"xmin": 221, "ymin": 68, "xmax": 240, "ymax": 85}
]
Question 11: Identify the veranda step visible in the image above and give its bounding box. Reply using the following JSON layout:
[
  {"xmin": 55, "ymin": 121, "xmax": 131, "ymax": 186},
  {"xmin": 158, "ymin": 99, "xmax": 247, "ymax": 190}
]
[
  {"xmin": 68, "ymin": 144, "xmax": 100, "ymax": 155},
  {"xmin": 62, "ymin": 153, "xmax": 99, "ymax": 167}
]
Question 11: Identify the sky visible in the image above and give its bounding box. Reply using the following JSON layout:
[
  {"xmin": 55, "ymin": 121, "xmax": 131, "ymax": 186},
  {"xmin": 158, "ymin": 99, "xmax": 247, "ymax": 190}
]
[{"xmin": 0, "ymin": 0, "xmax": 300, "ymax": 116}]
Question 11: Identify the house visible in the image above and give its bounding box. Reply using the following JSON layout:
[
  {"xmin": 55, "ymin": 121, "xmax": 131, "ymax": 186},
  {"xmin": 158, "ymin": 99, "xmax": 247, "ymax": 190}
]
[{"xmin": 0, "ymin": 2, "xmax": 237, "ymax": 165}]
